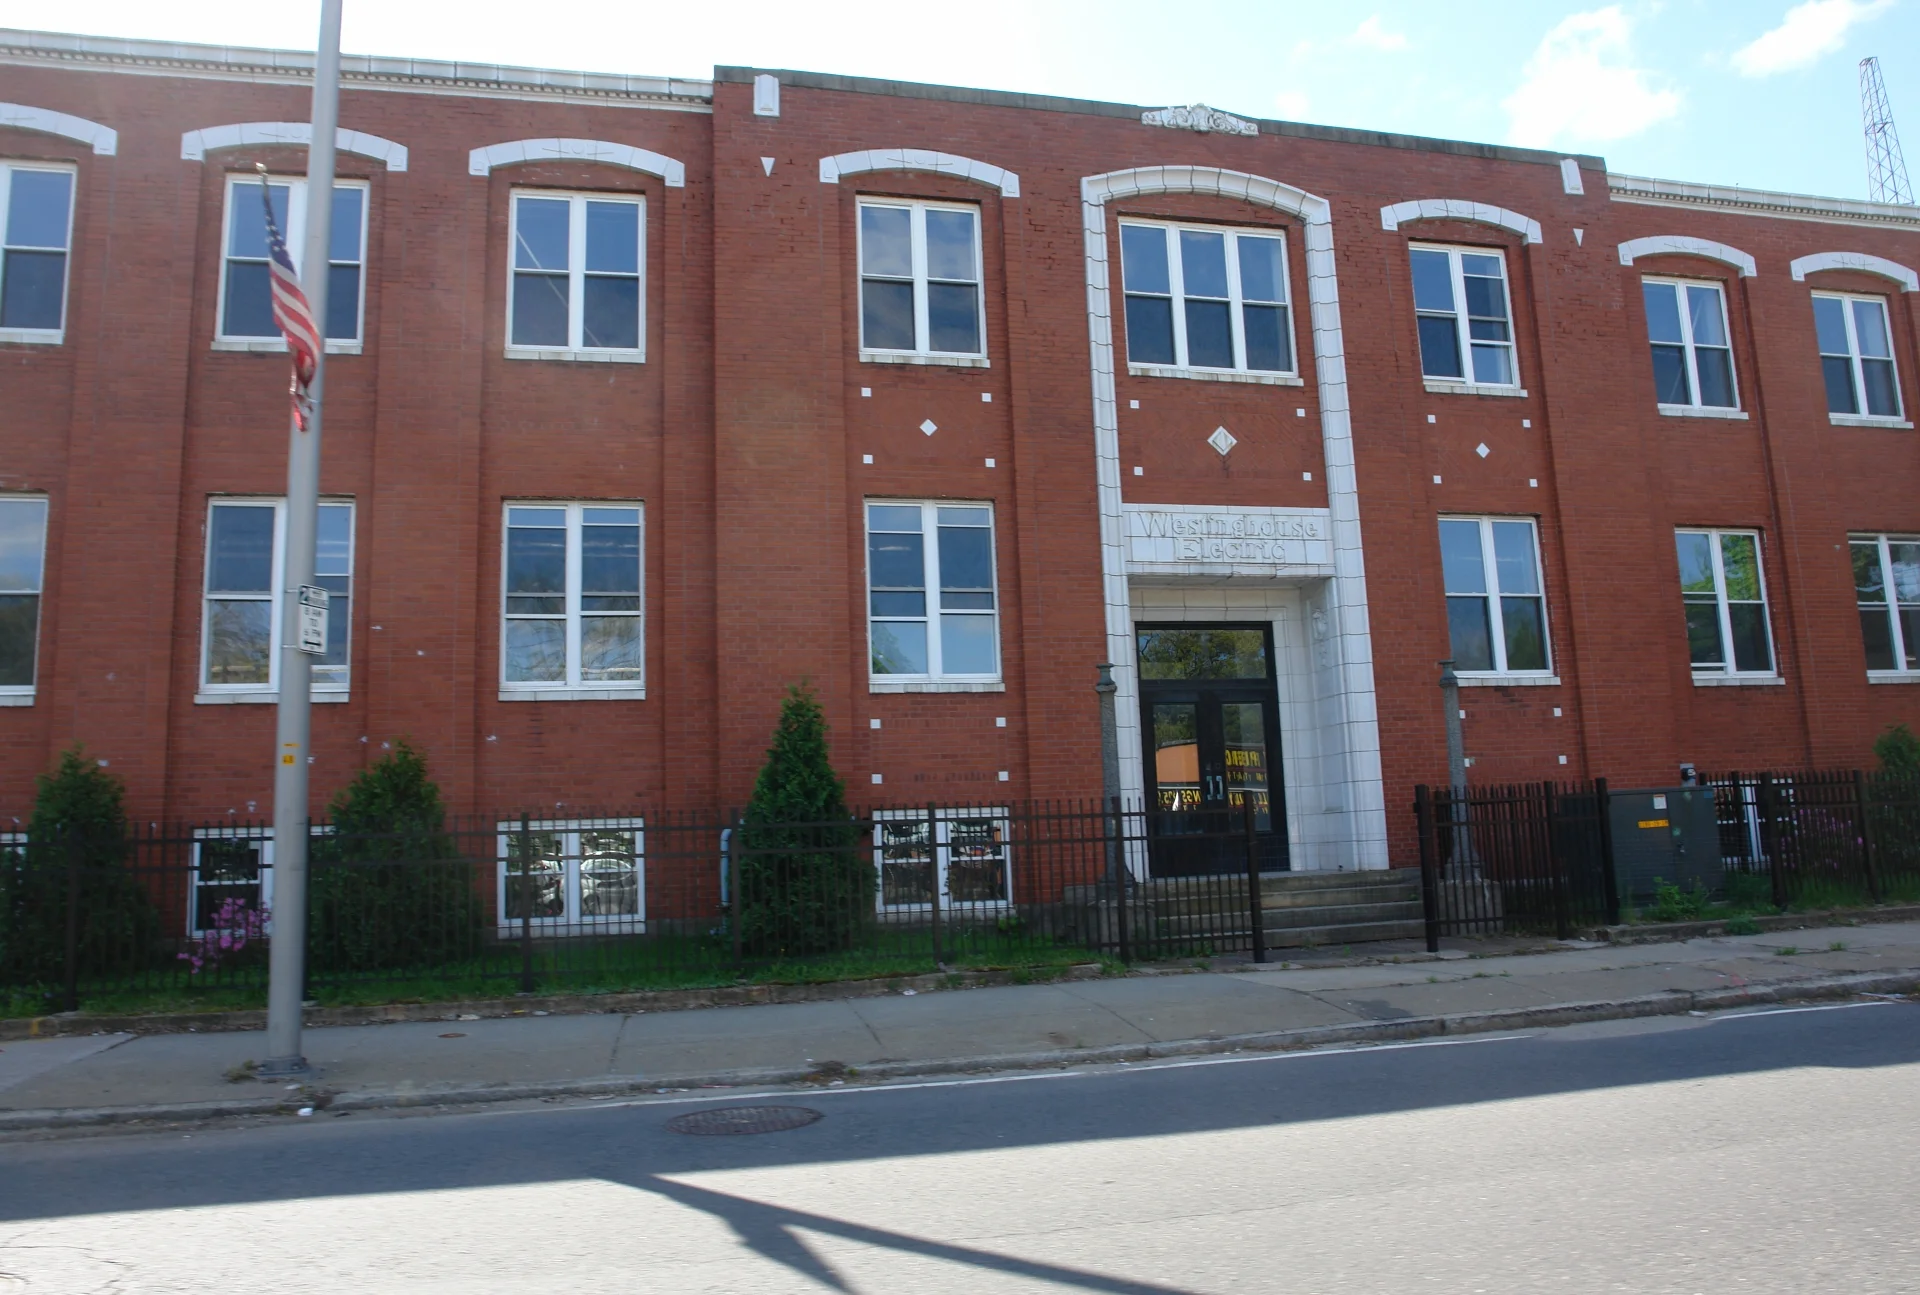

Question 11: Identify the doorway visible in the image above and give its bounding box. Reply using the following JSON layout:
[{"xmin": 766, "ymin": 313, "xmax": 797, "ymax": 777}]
[{"xmin": 1136, "ymin": 624, "xmax": 1289, "ymax": 877}]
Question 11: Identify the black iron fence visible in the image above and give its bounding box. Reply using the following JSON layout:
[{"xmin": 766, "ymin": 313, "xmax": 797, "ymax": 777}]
[
  {"xmin": 1415, "ymin": 771, "xmax": 1920, "ymax": 948},
  {"xmin": 0, "ymin": 800, "xmax": 1286, "ymax": 1013}
]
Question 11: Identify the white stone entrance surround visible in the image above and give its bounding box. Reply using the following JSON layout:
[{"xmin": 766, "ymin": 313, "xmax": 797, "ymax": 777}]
[{"xmin": 1080, "ymin": 166, "xmax": 1388, "ymax": 871}]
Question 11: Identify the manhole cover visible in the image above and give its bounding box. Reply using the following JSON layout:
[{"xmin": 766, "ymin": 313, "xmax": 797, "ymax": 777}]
[{"xmin": 665, "ymin": 1105, "xmax": 823, "ymax": 1136}]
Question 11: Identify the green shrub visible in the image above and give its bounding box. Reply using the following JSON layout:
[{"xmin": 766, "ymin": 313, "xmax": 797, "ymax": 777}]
[
  {"xmin": 0, "ymin": 747, "xmax": 160, "ymax": 987},
  {"xmin": 1874, "ymin": 724, "xmax": 1920, "ymax": 778},
  {"xmin": 1650, "ymin": 877, "xmax": 1710, "ymax": 922},
  {"xmin": 736, "ymin": 684, "xmax": 870, "ymax": 957},
  {"xmin": 309, "ymin": 741, "xmax": 481, "ymax": 973},
  {"xmin": 1723, "ymin": 915, "xmax": 1761, "ymax": 936},
  {"xmin": 1720, "ymin": 870, "xmax": 1775, "ymax": 914}
]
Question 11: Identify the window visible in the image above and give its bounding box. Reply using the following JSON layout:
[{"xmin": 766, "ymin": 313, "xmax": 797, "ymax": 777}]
[
  {"xmin": 873, "ymin": 809, "xmax": 1012, "ymax": 913},
  {"xmin": 219, "ymin": 174, "xmax": 366, "ymax": 345},
  {"xmin": 501, "ymin": 503, "xmax": 643, "ymax": 694},
  {"xmin": 509, "ymin": 191, "xmax": 643, "ymax": 355},
  {"xmin": 1409, "ymin": 245, "xmax": 1515, "ymax": 386},
  {"xmin": 1676, "ymin": 529, "xmax": 1774, "ymax": 676},
  {"xmin": 0, "ymin": 495, "xmax": 48, "ymax": 699},
  {"xmin": 1853, "ymin": 535, "xmax": 1920, "ymax": 674},
  {"xmin": 190, "ymin": 830, "xmax": 275, "ymax": 937},
  {"xmin": 1643, "ymin": 280, "xmax": 1737, "ymax": 409},
  {"xmin": 0, "ymin": 162, "xmax": 74, "ymax": 339},
  {"xmin": 498, "ymin": 819, "xmax": 644, "ymax": 932},
  {"xmin": 1815, "ymin": 294, "xmax": 1902, "ymax": 419},
  {"xmin": 866, "ymin": 501, "xmax": 999, "ymax": 683},
  {"xmin": 201, "ymin": 499, "xmax": 354, "ymax": 695},
  {"xmin": 1438, "ymin": 517, "xmax": 1550, "ymax": 675},
  {"xmin": 858, "ymin": 200, "xmax": 983, "ymax": 357},
  {"xmin": 1120, "ymin": 221, "xmax": 1293, "ymax": 374}
]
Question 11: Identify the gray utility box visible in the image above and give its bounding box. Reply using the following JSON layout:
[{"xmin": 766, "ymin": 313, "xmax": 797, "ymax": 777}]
[{"xmin": 1608, "ymin": 787, "xmax": 1722, "ymax": 905}]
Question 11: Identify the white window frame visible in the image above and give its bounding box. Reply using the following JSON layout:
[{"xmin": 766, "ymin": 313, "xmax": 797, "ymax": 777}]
[
  {"xmin": 198, "ymin": 497, "xmax": 353, "ymax": 702},
  {"xmin": 872, "ymin": 808, "xmax": 1013, "ymax": 914},
  {"xmin": 1408, "ymin": 242, "xmax": 1520, "ymax": 390},
  {"xmin": 214, "ymin": 173, "xmax": 368, "ymax": 353},
  {"xmin": 0, "ymin": 161, "xmax": 77, "ymax": 345},
  {"xmin": 1677, "ymin": 528, "xmax": 1777, "ymax": 680},
  {"xmin": 865, "ymin": 499, "xmax": 1001, "ymax": 688},
  {"xmin": 495, "ymin": 818, "xmax": 645, "ymax": 935},
  {"xmin": 856, "ymin": 198, "xmax": 986, "ymax": 361},
  {"xmin": 1814, "ymin": 292, "xmax": 1905, "ymax": 423},
  {"xmin": 185, "ymin": 825, "xmax": 333, "ymax": 938},
  {"xmin": 1438, "ymin": 515, "xmax": 1554, "ymax": 679},
  {"xmin": 506, "ymin": 189, "xmax": 645, "ymax": 362},
  {"xmin": 1118, "ymin": 219, "xmax": 1299, "ymax": 380},
  {"xmin": 1853, "ymin": 533, "xmax": 1920, "ymax": 678},
  {"xmin": 499, "ymin": 501, "xmax": 646, "ymax": 699},
  {"xmin": 0, "ymin": 494, "xmax": 49, "ymax": 704},
  {"xmin": 1643, "ymin": 277, "xmax": 1741, "ymax": 414}
]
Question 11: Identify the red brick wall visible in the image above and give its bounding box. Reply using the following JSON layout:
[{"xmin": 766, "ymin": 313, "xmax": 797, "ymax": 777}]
[{"xmin": 4, "ymin": 55, "xmax": 1918, "ymax": 869}]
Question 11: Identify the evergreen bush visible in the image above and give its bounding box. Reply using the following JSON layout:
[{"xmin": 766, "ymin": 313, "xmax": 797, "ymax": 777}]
[
  {"xmin": 736, "ymin": 684, "xmax": 870, "ymax": 956},
  {"xmin": 309, "ymin": 741, "xmax": 481, "ymax": 973},
  {"xmin": 1874, "ymin": 723, "xmax": 1920, "ymax": 778},
  {"xmin": 0, "ymin": 747, "xmax": 160, "ymax": 986}
]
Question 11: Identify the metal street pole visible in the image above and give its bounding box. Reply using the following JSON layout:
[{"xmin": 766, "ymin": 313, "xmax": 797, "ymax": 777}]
[{"xmin": 261, "ymin": 0, "xmax": 343, "ymax": 1079}]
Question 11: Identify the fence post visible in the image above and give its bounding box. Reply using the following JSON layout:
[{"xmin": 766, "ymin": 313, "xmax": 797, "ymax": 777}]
[
  {"xmin": 517, "ymin": 812, "xmax": 535, "ymax": 995},
  {"xmin": 62, "ymin": 828, "xmax": 81, "ymax": 1013},
  {"xmin": 1112, "ymin": 796, "xmax": 1131, "ymax": 963},
  {"xmin": 1243, "ymin": 798, "xmax": 1266, "ymax": 964},
  {"xmin": 1594, "ymin": 777, "xmax": 1620, "ymax": 927},
  {"xmin": 1758, "ymin": 773, "xmax": 1785, "ymax": 910},
  {"xmin": 925, "ymin": 806, "xmax": 942, "ymax": 967},
  {"xmin": 1854, "ymin": 769, "xmax": 1881, "ymax": 904},
  {"xmin": 728, "ymin": 814, "xmax": 743, "ymax": 967},
  {"xmin": 1543, "ymin": 781, "xmax": 1570, "ymax": 939},
  {"xmin": 1415, "ymin": 785, "xmax": 1441, "ymax": 953}
]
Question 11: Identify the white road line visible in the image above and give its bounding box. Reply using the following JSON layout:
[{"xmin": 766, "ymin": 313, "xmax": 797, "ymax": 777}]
[{"xmin": 1709, "ymin": 1000, "xmax": 1901, "ymax": 1022}]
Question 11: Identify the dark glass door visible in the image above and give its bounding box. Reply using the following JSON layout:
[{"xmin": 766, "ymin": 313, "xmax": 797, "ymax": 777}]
[{"xmin": 1137, "ymin": 626, "xmax": 1288, "ymax": 876}]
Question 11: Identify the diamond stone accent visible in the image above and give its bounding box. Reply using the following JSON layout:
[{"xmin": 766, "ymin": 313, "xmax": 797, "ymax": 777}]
[
  {"xmin": 920, "ymin": 419, "xmax": 938, "ymax": 436},
  {"xmin": 1208, "ymin": 426, "xmax": 1237, "ymax": 456},
  {"xmin": 1475, "ymin": 442, "xmax": 1490, "ymax": 458}
]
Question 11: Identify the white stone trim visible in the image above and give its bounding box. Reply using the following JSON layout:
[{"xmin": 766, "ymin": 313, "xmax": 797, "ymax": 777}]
[
  {"xmin": 1789, "ymin": 251, "xmax": 1918, "ymax": 293},
  {"xmin": 1081, "ymin": 164, "xmax": 1386, "ymax": 871},
  {"xmin": 1379, "ymin": 199, "xmax": 1541, "ymax": 244},
  {"xmin": 752, "ymin": 74, "xmax": 780, "ymax": 117},
  {"xmin": 818, "ymin": 149, "xmax": 1019, "ymax": 198},
  {"xmin": 497, "ymin": 688, "xmax": 646, "ymax": 702},
  {"xmin": 1617, "ymin": 235, "xmax": 1756, "ymax": 277},
  {"xmin": 1559, "ymin": 159, "xmax": 1584, "ymax": 196},
  {"xmin": 468, "ymin": 138, "xmax": 684, "ymax": 187},
  {"xmin": 181, "ymin": 121, "xmax": 407, "ymax": 170},
  {"xmin": 0, "ymin": 102, "xmax": 115, "ymax": 154},
  {"xmin": 1691, "ymin": 674, "xmax": 1785, "ymax": 687},
  {"xmin": 1424, "ymin": 380, "xmax": 1528, "ymax": 398},
  {"xmin": 1831, "ymin": 414, "xmax": 1914, "ymax": 429},
  {"xmin": 1607, "ymin": 173, "xmax": 1920, "ymax": 230}
]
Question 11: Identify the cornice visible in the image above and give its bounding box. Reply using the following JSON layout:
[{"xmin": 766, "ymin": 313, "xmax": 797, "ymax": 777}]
[
  {"xmin": 0, "ymin": 28, "xmax": 713, "ymax": 112},
  {"xmin": 1608, "ymin": 172, "xmax": 1920, "ymax": 230}
]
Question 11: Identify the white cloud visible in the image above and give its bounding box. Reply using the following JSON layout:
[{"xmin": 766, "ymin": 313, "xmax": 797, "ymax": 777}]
[
  {"xmin": 1350, "ymin": 16, "xmax": 1410, "ymax": 52},
  {"xmin": 1502, "ymin": 6, "xmax": 1681, "ymax": 147},
  {"xmin": 1273, "ymin": 89, "xmax": 1310, "ymax": 119},
  {"xmin": 1731, "ymin": 0, "xmax": 1892, "ymax": 77}
]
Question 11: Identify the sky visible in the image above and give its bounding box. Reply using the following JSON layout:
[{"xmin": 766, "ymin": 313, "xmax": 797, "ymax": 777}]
[{"xmin": 1, "ymin": 0, "xmax": 1915, "ymax": 201}]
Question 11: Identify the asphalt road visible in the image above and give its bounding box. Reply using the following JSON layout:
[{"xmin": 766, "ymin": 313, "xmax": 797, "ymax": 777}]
[{"xmin": 2, "ymin": 1000, "xmax": 1916, "ymax": 1293}]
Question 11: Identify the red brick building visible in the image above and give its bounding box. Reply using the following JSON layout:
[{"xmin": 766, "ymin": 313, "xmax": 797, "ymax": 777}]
[{"xmin": 3, "ymin": 28, "xmax": 1918, "ymax": 876}]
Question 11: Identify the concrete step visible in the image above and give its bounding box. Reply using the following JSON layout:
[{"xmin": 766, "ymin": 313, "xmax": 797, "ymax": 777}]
[
  {"xmin": 1261, "ymin": 884, "xmax": 1420, "ymax": 911},
  {"xmin": 1156, "ymin": 902, "xmax": 1424, "ymax": 939},
  {"xmin": 1146, "ymin": 917, "xmax": 1428, "ymax": 949},
  {"xmin": 1147, "ymin": 887, "xmax": 1419, "ymax": 919}
]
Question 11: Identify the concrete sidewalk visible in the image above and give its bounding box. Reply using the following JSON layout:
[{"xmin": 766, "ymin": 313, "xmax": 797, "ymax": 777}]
[{"xmin": 4, "ymin": 922, "xmax": 1918, "ymax": 1129}]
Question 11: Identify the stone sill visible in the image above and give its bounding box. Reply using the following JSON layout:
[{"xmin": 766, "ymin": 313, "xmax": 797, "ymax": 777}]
[
  {"xmin": 1457, "ymin": 674, "xmax": 1560, "ymax": 687},
  {"xmin": 860, "ymin": 350, "xmax": 990, "ymax": 368},
  {"xmin": 1691, "ymin": 673, "xmax": 1784, "ymax": 687},
  {"xmin": 0, "ymin": 329, "xmax": 61, "ymax": 347},
  {"xmin": 869, "ymin": 679, "xmax": 1006, "ymax": 693},
  {"xmin": 498, "ymin": 688, "xmax": 647, "ymax": 702},
  {"xmin": 0, "ymin": 693, "xmax": 33, "ymax": 707},
  {"xmin": 195, "ymin": 690, "xmax": 349, "ymax": 704},
  {"xmin": 1830, "ymin": 414, "xmax": 1913, "ymax": 429},
  {"xmin": 1129, "ymin": 363, "xmax": 1302, "ymax": 386},
  {"xmin": 1868, "ymin": 672, "xmax": 1920, "ymax": 684},
  {"xmin": 213, "ymin": 338, "xmax": 362, "ymax": 356},
  {"xmin": 1658, "ymin": 404, "xmax": 1748, "ymax": 420},
  {"xmin": 1423, "ymin": 380, "xmax": 1528, "ymax": 398},
  {"xmin": 504, "ymin": 347, "xmax": 646, "ymax": 364}
]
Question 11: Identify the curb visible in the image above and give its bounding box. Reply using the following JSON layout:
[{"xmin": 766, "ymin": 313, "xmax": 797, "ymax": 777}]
[
  {"xmin": 5, "ymin": 968, "xmax": 1913, "ymax": 1134},
  {"xmin": 0, "ymin": 962, "xmax": 1112, "ymax": 1043},
  {"xmin": 1588, "ymin": 904, "xmax": 1920, "ymax": 945}
]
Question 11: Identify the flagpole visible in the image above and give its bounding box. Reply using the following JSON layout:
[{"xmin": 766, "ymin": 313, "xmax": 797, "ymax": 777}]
[{"xmin": 262, "ymin": 0, "xmax": 343, "ymax": 1079}]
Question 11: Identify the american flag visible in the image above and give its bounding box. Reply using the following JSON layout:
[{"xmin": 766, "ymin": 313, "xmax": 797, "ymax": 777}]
[{"xmin": 257, "ymin": 166, "xmax": 320, "ymax": 431}]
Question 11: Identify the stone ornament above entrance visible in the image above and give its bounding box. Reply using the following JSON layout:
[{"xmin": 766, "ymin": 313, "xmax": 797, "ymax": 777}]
[
  {"xmin": 1140, "ymin": 104, "xmax": 1258, "ymax": 137},
  {"xmin": 1125, "ymin": 504, "xmax": 1333, "ymax": 580}
]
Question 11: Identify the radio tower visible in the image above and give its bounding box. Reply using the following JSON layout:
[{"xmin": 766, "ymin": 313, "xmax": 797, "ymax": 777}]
[{"xmin": 1861, "ymin": 57, "xmax": 1914, "ymax": 205}]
